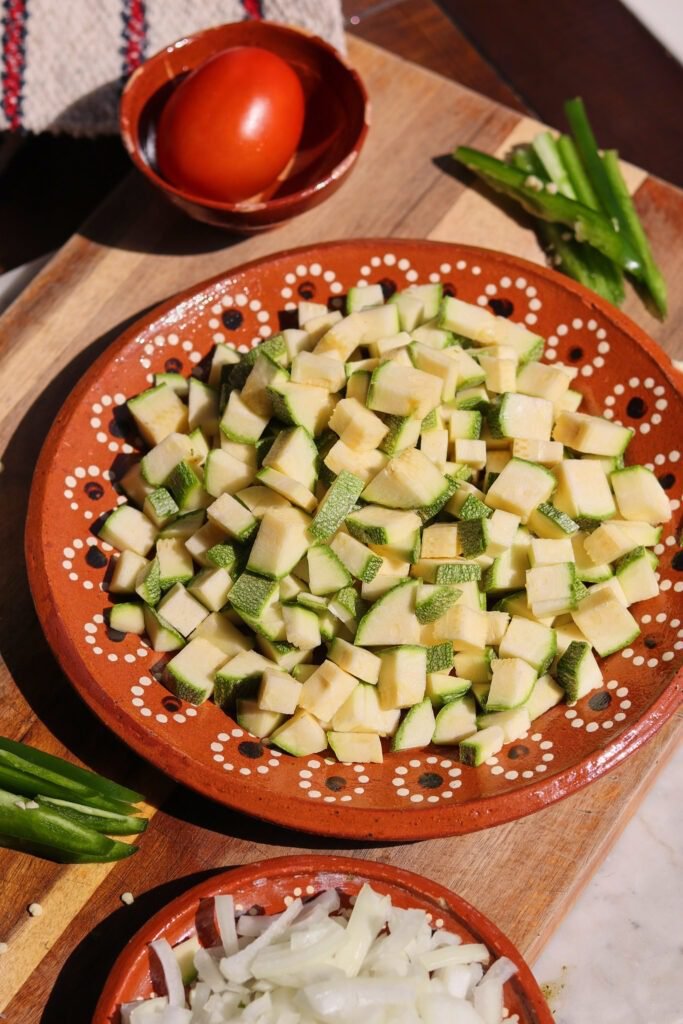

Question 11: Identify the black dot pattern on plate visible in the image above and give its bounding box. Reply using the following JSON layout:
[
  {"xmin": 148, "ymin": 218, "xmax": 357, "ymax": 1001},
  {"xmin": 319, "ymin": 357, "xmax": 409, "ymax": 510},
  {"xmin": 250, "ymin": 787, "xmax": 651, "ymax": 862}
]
[
  {"xmin": 297, "ymin": 281, "xmax": 315, "ymax": 299},
  {"xmin": 644, "ymin": 635, "xmax": 658, "ymax": 649},
  {"xmin": 84, "ymin": 481, "xmax": 104, "ymax": 501},
  {"xmin": 568, "ymin": 346, "xmax": 583, "ymax": 362},
  {"xmin": 85, "ymin": 547, "xmax": 107, "ymax": 569},
  {"xmin": 162, "ymin": 695, "xmax": 182, "ymax": 712},
  {"xmin": 106, "ymin": 625, "xmax": 126, "ymax": 643},
  {"xmin": 488, "ymin": 297, "xmax": 514, "ymax": 318},
  {"xmin": 508, "ymin": 744, "xmax": 529, "ymax": 760},
  {"xmin": 379, "ymin": 278, "xmax": 397, "ymax": 300},
  {"xmin": 238, "ymin": 741, "xmax": 264, "ymax": 759},
  {"xmin": 418, "ymin": 772, "xmax": 443, "ymax": 789},
  {"xmin": 672, "ymin": 551, "xmax": 683, "ymax": 572},
  {"xmin": 588, "ymin": 691, "xmax": 612, "ymax": 712},
  {"xmin": 442, "ymin": 282, "xmax": 457, "ymax": 297},
  {"xmin": 222, "ymin": 309, "xmax": 243, "ymax": 330},
  {"xmin": 626, "ymin": 396, "xmax": 647, "ymax": 419},
  {"xmin": 658, "ymin": 473, "xmax": 675, "ymax": 490},
  {"xmin": 325, "ymin": 776, "xmax": 346, "ymax": 792},
  {"xmin": 164, "ymin": 357, "xmax": 183, "ymax": 373}
]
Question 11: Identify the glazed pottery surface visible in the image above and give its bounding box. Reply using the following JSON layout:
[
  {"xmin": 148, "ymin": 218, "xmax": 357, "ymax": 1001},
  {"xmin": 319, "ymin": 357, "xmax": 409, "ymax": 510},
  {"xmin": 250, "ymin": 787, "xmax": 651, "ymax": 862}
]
[
  {"xmin": 119, "ymin": 22, "xmax": 369, "ymax": 231},
  {"xmin": 92, "ymin": 854, "xmax": 554, "ymax": 1024},
  {"xmin": 26, "ymin": 240, "xmax": 683, "ymax": 841}
]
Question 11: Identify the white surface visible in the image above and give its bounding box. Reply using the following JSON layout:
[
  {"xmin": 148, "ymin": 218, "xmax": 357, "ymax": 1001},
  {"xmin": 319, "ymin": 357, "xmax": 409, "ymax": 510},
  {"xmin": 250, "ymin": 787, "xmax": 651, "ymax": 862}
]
[
  {"xmin": 622, "ymin": 0, "xmax": 683, "ymax": 64},
  {"xmin": 534, "ymin": 740, "xmax": 683, "ymax": 1024}
]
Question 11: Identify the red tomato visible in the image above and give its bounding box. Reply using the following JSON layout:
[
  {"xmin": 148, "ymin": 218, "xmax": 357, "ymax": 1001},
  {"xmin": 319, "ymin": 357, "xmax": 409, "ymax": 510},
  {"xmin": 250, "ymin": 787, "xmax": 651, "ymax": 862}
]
[{"xmin": 156, "ymin": 47, "xmax": 305, "ymax": 203}]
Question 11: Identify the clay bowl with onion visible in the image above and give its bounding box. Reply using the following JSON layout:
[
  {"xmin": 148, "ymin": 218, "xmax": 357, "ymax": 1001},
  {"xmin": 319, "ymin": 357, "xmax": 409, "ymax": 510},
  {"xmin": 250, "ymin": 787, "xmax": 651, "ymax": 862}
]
[
  {"xmin": 119, "ymin": 21, "xmax": 369, "ymax": 232},
  {"xmin": 92, "ymin": 855, "xmax": 554, "ymax": 1024}
]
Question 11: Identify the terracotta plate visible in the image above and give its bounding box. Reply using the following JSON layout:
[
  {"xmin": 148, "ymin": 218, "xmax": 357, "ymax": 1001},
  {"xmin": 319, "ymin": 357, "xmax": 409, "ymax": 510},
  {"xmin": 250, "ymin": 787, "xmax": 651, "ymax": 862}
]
[
  {"xmin": 26, "ymin": 240, "xmax": 683, "ymax": 841},
  {"xmin": 92, "ymin": 854, "xmax": 554, "ymax": 1024}
]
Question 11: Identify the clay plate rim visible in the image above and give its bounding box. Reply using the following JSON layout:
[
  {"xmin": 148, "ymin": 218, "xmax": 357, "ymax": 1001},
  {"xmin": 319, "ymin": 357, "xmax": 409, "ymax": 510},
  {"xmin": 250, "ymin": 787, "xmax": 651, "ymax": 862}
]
[
  {"xmin": 92, "ymin": 853, "xmax": 555, "ymax": 1024},
  {"xmin": 25, "ymin": 240, "xmax": 683, "ymax": 841}
]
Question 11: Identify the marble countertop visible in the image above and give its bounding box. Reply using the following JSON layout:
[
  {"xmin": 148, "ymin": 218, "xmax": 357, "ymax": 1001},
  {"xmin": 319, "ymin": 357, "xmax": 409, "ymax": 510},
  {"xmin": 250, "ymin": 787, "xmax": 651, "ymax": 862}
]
[{"xmin": 534, "ymin": 740, "xmax": 683, "ymax": 1024}]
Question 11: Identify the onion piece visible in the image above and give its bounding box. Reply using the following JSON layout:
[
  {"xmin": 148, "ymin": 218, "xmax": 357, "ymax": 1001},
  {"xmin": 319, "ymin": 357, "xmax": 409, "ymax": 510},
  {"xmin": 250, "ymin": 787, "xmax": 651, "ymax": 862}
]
[
  {"xmin": 149, "ymin": 939, "xmax": 186, "ymax": 1007},
  {"xmin": 220, "ymin": 897, "xmax": 303, "ymax": 984},
  {"xmin": 214, "ymin": 894, "xmax": 238, "ymax": 955}
]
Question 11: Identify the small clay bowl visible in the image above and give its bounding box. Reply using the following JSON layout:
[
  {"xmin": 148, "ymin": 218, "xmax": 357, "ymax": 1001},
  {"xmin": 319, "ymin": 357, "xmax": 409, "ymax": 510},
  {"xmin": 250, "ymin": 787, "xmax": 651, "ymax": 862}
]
[
  {"xmin": 119, "ymin": 22, "xmax": 369, "ymax": 231},
  {"xmin": 92, "ymin": 855, "xmax": 554, "ymax": 1024}
]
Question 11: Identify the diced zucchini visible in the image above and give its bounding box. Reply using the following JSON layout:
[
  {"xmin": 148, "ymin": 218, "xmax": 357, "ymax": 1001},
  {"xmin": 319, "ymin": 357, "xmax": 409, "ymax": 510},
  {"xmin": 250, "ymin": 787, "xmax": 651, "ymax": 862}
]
[
  {"xmin": 143, "ymin": 604, "xmax": 185, "ymax": 652},
  {"xmin": 236, "ymin": 700, "xmax": 284, "ymax": 739},
  {"xmin": 432, "ymin": 695, "xmax": 477, "ymax": 744},
  {"xmin": 143, "ymin": 488, "xmax": 179, "ymax": 529},
  {"xmin": 426, "ymin": 672, "xmax": 471, "ymax": 706},
  {"xmin": 487, "ymin": 393, "xmax": 554, "ymax": 441},
  {"xmin": 328, "ymin": 731, "xmax": 383, "ymax": 763},
  {"xmin": 214, "ymin": 650, "xmax": 275, "ymax": 708},
  {"xmin": 307, "ymin": 544, "xmax": 352, "ymax": 596},
  {"xmin": 367, "ymin": 360, "xmax": 442, "ymax": 419},
  {"xmin": 203, "ymin": 449, "xmax": 255, "ymax": 498},
  {"xmin": 109, "ymin": 550, "xmax": 148, "ymax": 594},
  {"xmin": 135, "ymin": 556, "xmax": 161, "ymax": 606},
  {"xmin": 453, "ymin": 649, "xmax": 493, "ymax": 684},
  {"xmin": 100, "ymin": 504, "xmax": 157, "ymax": 557},
  {"xmin": 486, "ymin": 658, "xmax": 536, "ymax": 711},
  {"xmin": 583, "ymin": 522, "xmax": 636, "ymax": 565},
  {"xmin": 109, "ymin": 602, "xmax": 145, "ymax": 636},
  {"xmin": 257, "ymin": 668, "xmax": 302, "ymax": 715},
  {"xmin": 499, "ymin": 615, "xmax": 556, "ymax": 674},
  {"xmin": 475, "ymin": 706, "xmax": 531, "ymax": 743},
  {"xmin": 553, "ymin": 410, "xmax": 633, "ymax": 456},
  {"xmin": 247, "ymin": 508, "xmax": 311, "ymax": 580},
  {"xmin": 128, "ymin": 384, "xmax": 188, "ymax": 446},
  {"xmin": 528, "ymin": 502, "xmax": 579, "ymax": 540},
  {"xmin": 556, "ymin": 641, "xmax": 603, "ymax": 702},
  {"xmin": 188, "ymin": 567, "xmax": 233, "ymax": 612},
  {"xmin": 330, "ymin": 532, "xmax": 382, "ymax": 583},
  {"xmin": 525, "ymin": 673, "xmax": 564, "ymax": 720},
  {"xmin": 190, "ymin": 611, "xmax": 252, "ymax": 658},
  {"xmin": 271, "ymin": 710, "xmax": 327, "ymax": 756},
  {"xmin": 168, "ymin": 460, "xmax": 209, "ymax": 513},
  {"xmin": 610, "ymin": 466, "xmax": 672, "ymax": 524},
  {"xmin": 355, "ymin": 580, "xmax": 421, "ymax": 646},
  {"xmin": 298, "ymin": 660, "xmax": 358, "ymax": 721},
  {"xmin": 526, "ymin": 562, "xmax": 579, "ymax": 617},
  {"xmin": 459, "ymin": 725, "xmax": 504, "ymax": 766},
  {"xmin": 220, "ymin": 389, "xmax": 270, "ymax": 443},
  {"xmin": 281, "ymin": 605, "xmax": 321, "ymax": 650},
  {"xmin": 486, "ymin": 458, "xmax": 556, "ymax": 523},
  {"xmin": 571, "ymin": 588, "xmax": 640, "ymax": 656},
  {"xmin": 188, "ymin": 378, "xmax": 219, "ymax": 436},
  {"xmin": 207, "ymin": 492, "xmax": 258, "ymax": 541},
  {"xmin": 165, "ymin": 638, "xmax": 227, "ymax": 705},
  {"xmin": 554, "ymin": 460, "xmax": 616, "ymax": 521},
  {"xmin": 614, "ymin": 546, "xmax": 659, "ymax": 604},
  {"xmin": 391, "ymin": 698, "xmax": 435, "ymax": 751},
  {"xmin": 255, "ymin": 467, "xmax": 317, "ymax": 513}
]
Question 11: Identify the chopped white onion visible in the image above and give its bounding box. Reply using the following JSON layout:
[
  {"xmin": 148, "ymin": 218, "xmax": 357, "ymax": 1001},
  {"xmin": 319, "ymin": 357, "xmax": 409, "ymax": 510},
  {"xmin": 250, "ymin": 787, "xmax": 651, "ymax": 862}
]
[
  {"xmin": 149, "ymin": 940, "xmax": 186, "ymax": 1008},
  {"xmin": 214, "ymin": 895, "xmax": 238, "ymax": 955},
  {"xmin": 122, "ymin": 887, "xmax": 520, "ymax": 1023}
]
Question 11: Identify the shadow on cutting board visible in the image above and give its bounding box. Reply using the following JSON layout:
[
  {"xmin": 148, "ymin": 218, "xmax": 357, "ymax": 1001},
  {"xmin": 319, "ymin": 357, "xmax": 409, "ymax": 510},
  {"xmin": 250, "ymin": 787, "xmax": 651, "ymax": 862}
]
[{"xmin": 39, "ymin": 867, "xmax": 224, "ymax": 1024}]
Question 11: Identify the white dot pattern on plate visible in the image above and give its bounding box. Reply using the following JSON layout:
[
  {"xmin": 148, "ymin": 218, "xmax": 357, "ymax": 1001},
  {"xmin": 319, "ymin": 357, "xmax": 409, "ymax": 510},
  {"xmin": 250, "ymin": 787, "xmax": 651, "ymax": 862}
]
[{"xmin": 46, "ymin": 248, "xmax": 683, "ymax": 821}]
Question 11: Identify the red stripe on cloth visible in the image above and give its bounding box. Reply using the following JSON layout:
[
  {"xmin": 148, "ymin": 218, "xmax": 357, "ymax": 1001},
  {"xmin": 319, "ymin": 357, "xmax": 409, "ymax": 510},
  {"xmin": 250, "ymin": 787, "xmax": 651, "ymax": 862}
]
[
  {"xmin": 242, "ymin": 0, "xmax": 264, "ymax": 19},
  {"xmin": 121, "ymin": 0, "xmax": 147, "ymax": 78},
  {"xmin": 1, "ymin": 0, "xmax": 29, "ymax": 130}
]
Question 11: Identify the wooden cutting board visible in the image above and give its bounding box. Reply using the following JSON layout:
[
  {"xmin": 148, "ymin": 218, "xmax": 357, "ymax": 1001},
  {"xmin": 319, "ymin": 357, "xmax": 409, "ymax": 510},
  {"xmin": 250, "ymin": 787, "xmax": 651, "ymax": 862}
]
[{"xmin": 0, "ymin": 36, "xmax": 681, "ymax": 1022}]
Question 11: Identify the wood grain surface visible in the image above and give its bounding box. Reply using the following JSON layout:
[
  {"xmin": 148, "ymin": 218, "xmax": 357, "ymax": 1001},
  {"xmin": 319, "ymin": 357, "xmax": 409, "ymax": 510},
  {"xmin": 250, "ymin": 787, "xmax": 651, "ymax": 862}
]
[{"xmin": 1, "ymin": 36, "xmax": 681, "ymax": 1022}]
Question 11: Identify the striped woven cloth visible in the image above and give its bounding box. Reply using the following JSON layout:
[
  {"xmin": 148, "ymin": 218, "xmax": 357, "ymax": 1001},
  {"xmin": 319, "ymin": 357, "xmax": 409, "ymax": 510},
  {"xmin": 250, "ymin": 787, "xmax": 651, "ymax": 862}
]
[{"xmin": 0, "ymin": 0, "xmax": 345, "ymax": 135}]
